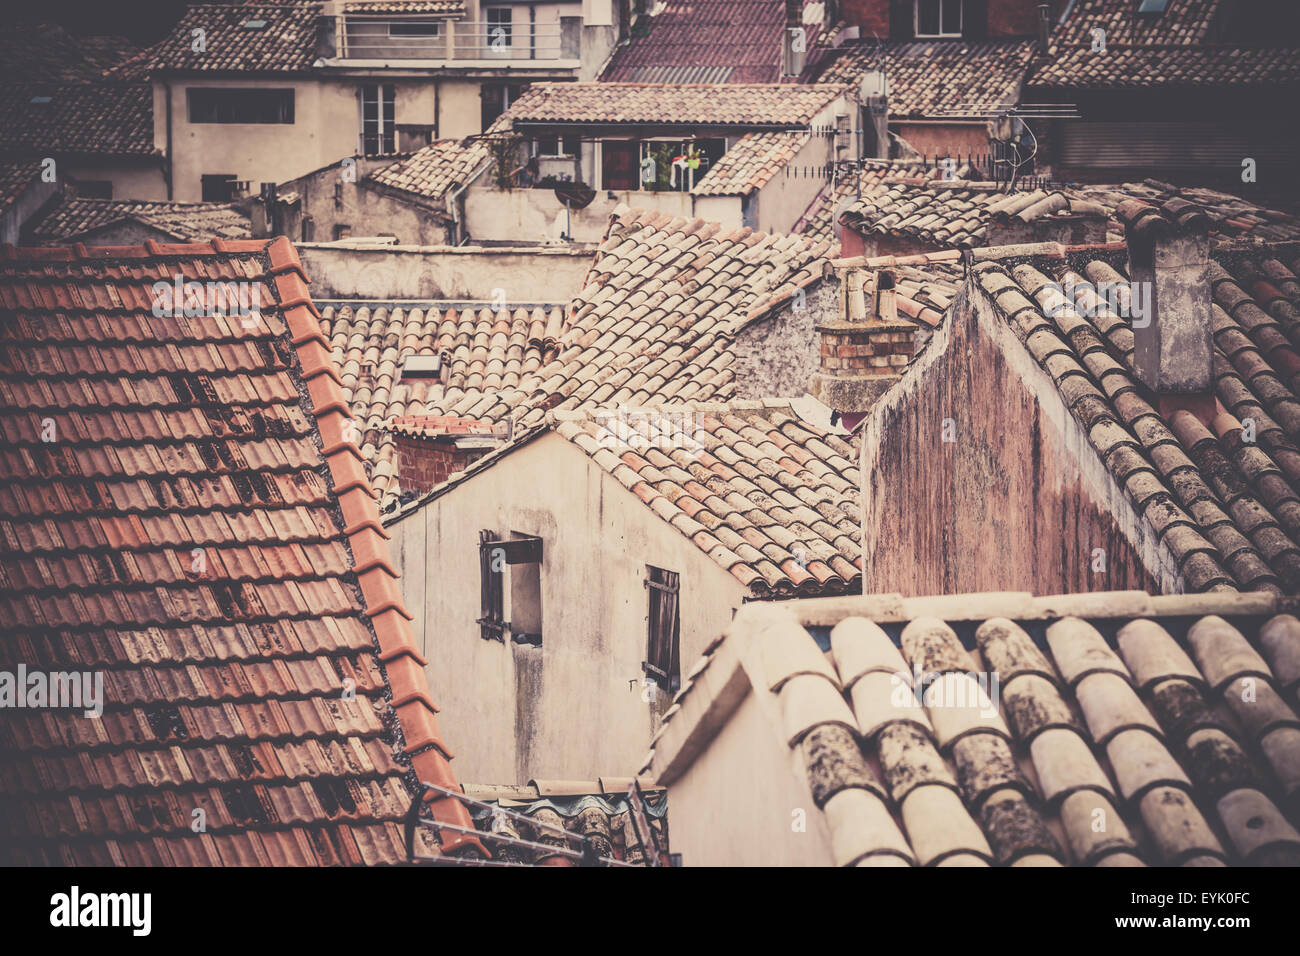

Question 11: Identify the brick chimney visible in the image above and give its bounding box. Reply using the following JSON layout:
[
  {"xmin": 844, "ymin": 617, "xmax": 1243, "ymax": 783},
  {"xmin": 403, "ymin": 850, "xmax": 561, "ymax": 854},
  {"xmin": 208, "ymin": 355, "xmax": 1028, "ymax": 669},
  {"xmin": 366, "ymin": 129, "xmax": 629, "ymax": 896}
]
[
  {"xmin": 1119, "ymin": 198, "xmax": 1214, "ymax": 414},
  {"xmin": 810, "ymin": 263, "xmax": 917, "ymax": 416},
  {"xmin": 392, "ymin": 417, "xmax": 506, "ymax": 498}
]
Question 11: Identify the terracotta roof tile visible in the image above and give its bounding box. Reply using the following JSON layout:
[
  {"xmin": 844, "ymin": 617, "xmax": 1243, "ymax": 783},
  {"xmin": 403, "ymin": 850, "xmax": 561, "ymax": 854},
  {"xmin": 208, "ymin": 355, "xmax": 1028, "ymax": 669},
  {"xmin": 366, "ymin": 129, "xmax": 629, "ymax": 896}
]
[
  {"xmin": 148, "ymin": 3, "xmax": 323, "ymax": 74},
  {"xmin": 656, "ymin": 590, "xmax": 1300, "ymax": 865},
  {"xmin": 0, "ymin": 238, "xmax": 482, "ymax": 864},
  {"xmin": 505, "ymin": 82, "xmax": 844, "ymax": 128},
  {"xmin": 554, "ymin": 401, "xmax": 860, "ymax": 597},
  {"xmin": 815, "ymin": 40, "xmax": 1035, "ymax": 119},
  {"xmin": 29, "ymin": 198, "xmax": 252, "ymax": 245},
  {"xmin": 366, "ymin": 139, "xmax": 491, "ymax": 206},
  {"xmin": 971, "ymin": 233, "xmax": 1300, "ymax": 593},
  {"xmin": 691, "ymin": 131, "xmax": 810, "ymax": 197},
  {"xmin": 0, "ymin": 83, "xmax": 154, "ymax": 157}
]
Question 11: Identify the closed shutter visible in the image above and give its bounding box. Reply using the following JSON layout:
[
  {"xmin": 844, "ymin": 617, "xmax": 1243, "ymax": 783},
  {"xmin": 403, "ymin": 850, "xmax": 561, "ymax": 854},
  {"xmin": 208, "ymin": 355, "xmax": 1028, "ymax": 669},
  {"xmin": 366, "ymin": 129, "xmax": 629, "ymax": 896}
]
[{"xmin": 1060, "ymin": 122, "xmax": 1298, "ymax": 170}]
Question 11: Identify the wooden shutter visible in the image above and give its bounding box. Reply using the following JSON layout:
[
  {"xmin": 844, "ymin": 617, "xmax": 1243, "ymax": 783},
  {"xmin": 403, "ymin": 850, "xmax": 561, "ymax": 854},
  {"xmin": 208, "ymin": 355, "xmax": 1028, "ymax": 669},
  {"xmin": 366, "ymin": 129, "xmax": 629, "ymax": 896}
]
[
  {"xmin": 478, "ymin": 530, "xmax": 505, "ymax": 641},
  {"xmin": 645, "ymin": 567, "xmax": 681, "ymax": 690}
]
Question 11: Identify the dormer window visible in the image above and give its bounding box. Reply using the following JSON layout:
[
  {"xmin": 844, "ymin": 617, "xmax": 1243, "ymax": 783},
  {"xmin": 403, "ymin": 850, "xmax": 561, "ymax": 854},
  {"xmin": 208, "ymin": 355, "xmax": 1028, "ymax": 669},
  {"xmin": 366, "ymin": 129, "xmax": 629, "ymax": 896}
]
[{"xmin": 915, "ymin": 0, "xmax": 962, "ymax": 38}]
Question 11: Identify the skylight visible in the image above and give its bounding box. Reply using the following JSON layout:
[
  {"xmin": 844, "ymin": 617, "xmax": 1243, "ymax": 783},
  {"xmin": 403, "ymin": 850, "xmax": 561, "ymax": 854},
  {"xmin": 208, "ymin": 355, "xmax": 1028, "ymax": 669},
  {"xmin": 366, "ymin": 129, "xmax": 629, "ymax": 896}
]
[
  {"xmin": 242, "ymin": 18, "xmax": 268, "ymax": 29},
  {"xmin": 1137, "ymin": 0, "xmax": 1170, "ymax": 13}
]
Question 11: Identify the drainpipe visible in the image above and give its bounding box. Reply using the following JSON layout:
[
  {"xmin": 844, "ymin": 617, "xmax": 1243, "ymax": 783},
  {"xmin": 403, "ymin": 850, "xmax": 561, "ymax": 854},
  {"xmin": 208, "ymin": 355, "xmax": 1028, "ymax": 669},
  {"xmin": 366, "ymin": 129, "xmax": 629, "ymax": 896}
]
[
  {"xmin": 164, "ymin": 82, "xmax": 174, "ymax": 200},
  {"xmin": 447, "ymin": 158, "xmax": 493, "ymax": 245}
]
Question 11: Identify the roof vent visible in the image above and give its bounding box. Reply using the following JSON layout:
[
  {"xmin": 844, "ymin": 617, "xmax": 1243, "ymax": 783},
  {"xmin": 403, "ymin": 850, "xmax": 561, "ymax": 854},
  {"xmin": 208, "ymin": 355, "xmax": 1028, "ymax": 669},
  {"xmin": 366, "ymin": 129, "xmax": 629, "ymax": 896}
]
[
  {"xmin": 30, "ymin": 96, "xmax": 52, "ymax": 105},
  {"xmin": 243, "ymin": 18, "xmax": 269, "ymax": 30}
]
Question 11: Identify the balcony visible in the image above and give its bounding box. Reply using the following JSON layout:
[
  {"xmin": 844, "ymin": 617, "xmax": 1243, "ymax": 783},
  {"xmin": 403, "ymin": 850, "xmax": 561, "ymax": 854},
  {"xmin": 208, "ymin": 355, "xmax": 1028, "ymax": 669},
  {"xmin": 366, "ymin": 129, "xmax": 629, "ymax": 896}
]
[{"xmin": 339, "ymin": 17, "xmax": 573, "ymax": 62}]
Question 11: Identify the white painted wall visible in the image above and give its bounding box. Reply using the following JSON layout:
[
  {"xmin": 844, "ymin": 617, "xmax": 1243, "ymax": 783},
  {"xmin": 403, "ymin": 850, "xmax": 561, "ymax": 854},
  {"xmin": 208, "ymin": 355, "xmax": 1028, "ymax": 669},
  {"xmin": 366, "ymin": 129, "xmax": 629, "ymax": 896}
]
[
  {"xmin": 465, "ymin": 185, "xmax": 707, "ymax": 242},
  {"xmin": 386, "ymin": 432, "xmax": 749, "ymax": 784}
]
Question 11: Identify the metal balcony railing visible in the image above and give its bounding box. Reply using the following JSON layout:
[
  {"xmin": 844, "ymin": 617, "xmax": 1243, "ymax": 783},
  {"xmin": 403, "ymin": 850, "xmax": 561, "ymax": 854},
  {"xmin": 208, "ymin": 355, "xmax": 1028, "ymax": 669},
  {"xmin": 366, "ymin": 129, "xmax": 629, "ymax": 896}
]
[{"xmin": 340, "ymin": 18, "xmax": 569, "ymax": 61}]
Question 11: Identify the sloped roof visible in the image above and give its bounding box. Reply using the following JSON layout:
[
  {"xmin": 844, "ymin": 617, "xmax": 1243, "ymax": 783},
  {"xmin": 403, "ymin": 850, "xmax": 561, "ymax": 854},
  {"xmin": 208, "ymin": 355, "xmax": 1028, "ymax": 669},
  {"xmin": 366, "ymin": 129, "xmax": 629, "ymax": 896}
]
[
  {"xmin": 553, "ymin": 401, "xmax": 862, "ymax": 597},
  {"xmin": 0, "ymin": 84, "xmax": 155, "ymax": 157},
  {"xmin": 149, "ymin": 3, "xmax": 323, "ymax": 74},
  {"xmin": 505, "ymin": 82, "xmax": 844, "ymax": 128},
  {"xmin": 0, "ymin": 239, "xmax": 480, "ymax": 865},
  {"xmin": 1033, "ymin": 0, "xmax": 1300, "ymax": 89},
  {"xmin": 1076, "ymin": 180, "xmax": 1300, "ymax": 242},
  {"xmin": 815, "ymin": 39, "xmax": 1036, "ymax": 119},
  {"xmin": 29, "ymin": 198, "xmax": 252, "ymax": 244},
  {"xmin": 318, "ymin": 302, "xmax": 565, "ymax": 506},
  {"xmin": 601, "ymin": 0, "xmax": 827, "ymax": 84},
  {"xmin": 0, "ymin": 161, "xmax": 47, "ymax": 214},
  {"xmin": 0, "ymin": 21, "xmax": 141, "ymax": 83},
  {"xmin": 649, "ymin": 589, "xmax": 1300, "ymax": 866},
  {"xmin": 1033, "ymin": 41, "xmax": 1300, "ymax": 88},
  {"xmin": 366, "ymin": 139, "xmax": 492, "ymax": 206},
  {"xmin": 691, "ymin": 131, "xmax": 810, "ymax": 197},
  {"xmin": 344, "ymin": 1, "xmax": 464, "ymax": 13},
  {"xmin": 793, "ymin": 160, "xmax": 939, "ymax": 241},
  {"xmin": 971, "ymin": 223, "xmax": 1300, "ymax": 593}
]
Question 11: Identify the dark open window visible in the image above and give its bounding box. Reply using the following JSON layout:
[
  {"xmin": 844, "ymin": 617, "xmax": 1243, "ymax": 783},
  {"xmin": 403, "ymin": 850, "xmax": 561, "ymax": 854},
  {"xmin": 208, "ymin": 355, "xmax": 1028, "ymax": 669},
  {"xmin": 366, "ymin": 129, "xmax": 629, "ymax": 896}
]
[
  {"xmin": 201, "ymin": 174, "xmax": 237, "ymax": 202},
  {"xmin": 915, "ymin": 0, "xmax": 962, "ymax": 37},
  {"xmin": 481, "ymin": 82, "xmax": 523, "ymax": 130},
  {"xmin": 644, "ymin": 566, "xmax": 681, "ymax": 692},
  {"xmin": 479, "ymin": 531, "xmax": 543, "ymax": 644},
  {"xmin": 188, "ymin": 88, "xmax": 294, "ymax": 124}
]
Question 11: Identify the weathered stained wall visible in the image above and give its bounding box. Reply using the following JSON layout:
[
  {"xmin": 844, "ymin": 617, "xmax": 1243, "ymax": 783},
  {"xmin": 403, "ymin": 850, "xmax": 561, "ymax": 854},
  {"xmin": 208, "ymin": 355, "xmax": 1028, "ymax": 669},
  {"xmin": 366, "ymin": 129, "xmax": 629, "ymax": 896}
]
[
  {"xmin": 732, "ymin": 274, "xmax": 835, "ymax": 400},
  {"xmin": 386, "ymin": 432, "xmax": 749, "ymax": 783},
  {"xmin": 297, "ymin": 241, "xmax": 594, "ymax": 300},
  {"xmin": 893, "ymin": 122, "xmax": 991, "ymax": 162},
  {"xmin": 859, "ymin": 281, "xmax": 1177, "ymax": 596}
]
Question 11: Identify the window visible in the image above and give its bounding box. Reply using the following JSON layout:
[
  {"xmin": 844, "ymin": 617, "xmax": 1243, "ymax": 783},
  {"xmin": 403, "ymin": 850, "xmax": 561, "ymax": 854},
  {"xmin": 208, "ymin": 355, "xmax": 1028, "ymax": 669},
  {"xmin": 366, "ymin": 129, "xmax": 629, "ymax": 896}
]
[
  {"xmin": 201, "ymin": 174, "xmax": 237, "ymax": 202},
  {"xmin": 361, "ymin": 83, "xmax": 396, "ymax": 156},
  {"xmin": 536, "ymin": 135, "xmax": 575, "ymax": 157},
  {"xmin": 301, "ymin": 216, "xmax": 315, "ymax": 242},
  {"xmin": 389, "ymin": 20, "xmax": 441, "ymax": 36},
  {"xmin": 333, "ymin": 224, "xmax": 352, "ymax": 240},
  {"xmin": 639, "ymin": 138, "xmax": 724, "ymax": 192},
  {"xmin": 481, "ymin": 82, "xmax": 523, "ymax": 130},
  {"xmin": 915, "ymin": 0, "xmax": 962, "ymax": 38},
  {"xmin": 486, "ymin": 7, "xmax": 513, "ymax": 53},
  {"xmin": 478, "ymin": 531, "xmax": 544, "ymax": 644},
  {"xmin": 187, "ymin": 88, "xmax": 294, "ymax": 124},
  {"xmin": 644, "ymin": 566, "xmax": 681, "ymax": 693}
]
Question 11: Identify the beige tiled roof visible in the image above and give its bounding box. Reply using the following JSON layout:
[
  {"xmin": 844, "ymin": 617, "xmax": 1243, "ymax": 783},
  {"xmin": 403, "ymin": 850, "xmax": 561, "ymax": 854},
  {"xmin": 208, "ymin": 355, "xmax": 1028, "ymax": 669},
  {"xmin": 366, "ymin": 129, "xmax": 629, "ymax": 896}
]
[
  {"xmin": 793, "ymin": 160, "xmax": 938, "ymax": 242},
  {"xmin": 319, "ymin": 302, "xmax": 564, "ymax": 508},
  {"xmin": 29, "ymin": 198, "xmax": 252, "ymax": 244},
  {"xmin": 366, "ymin": 138, "xmax": 491, "ymax": 206},
  {"xmin": 554, "ymin": 401, "xmax": 862, "ymax": 596},
  {"xmin": 0, "ymin": 83, "xmax": 154, "ymax": 157},
  {"xmin": 505, "ymin": 82, "xmax": 845, "ymax": 128},
  {"xmin": 1052, "ymin": 0, "xmax": 1226, "ymax": 48},
  {"xmin": 343, "ymin": 0, "xmax": 465, "ymax": 13},
  {"xmin": 1033, "ymin": 43, "xmax": 1300, "ymax": 88},
  {"xmin": 691, "ymin": 131, "xmax": 810, "ymax": 197},
  {"xmin": 838, "ymin": 180, "xmax": 1007, "ymax": 248},
  {"xmin": 972, "ymin": 218, "xmax": 1300, "ymax": 593},
  {"xmin": 0, "ymin": 160, "xmax": 44, "ymax": 214},
  {"xmin": 839, "ymin": 251, "xmax": 964, "ymax": 329},
  {"xmin": 649, "ymin": 590, "xmax": 1300, "ymax": 866},
  {"xmin": 815, "ymin": 40, "xmax": 1035, "ymax": 119},
  {"xmin": 149, "ymin": 3, "xmax": 322, "ymax": 74},
  {"xmin": 1076, "ymin": 181, "xmax": 1300, "ymax": 243}
]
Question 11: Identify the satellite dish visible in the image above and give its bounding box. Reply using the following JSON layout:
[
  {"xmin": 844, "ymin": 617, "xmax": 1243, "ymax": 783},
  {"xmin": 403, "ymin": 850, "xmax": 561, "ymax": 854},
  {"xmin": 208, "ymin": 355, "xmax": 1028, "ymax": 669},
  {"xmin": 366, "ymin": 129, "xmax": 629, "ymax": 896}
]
[{"xmin": 554, "ymin": 182, "xmax": 596, "ymax": 210}]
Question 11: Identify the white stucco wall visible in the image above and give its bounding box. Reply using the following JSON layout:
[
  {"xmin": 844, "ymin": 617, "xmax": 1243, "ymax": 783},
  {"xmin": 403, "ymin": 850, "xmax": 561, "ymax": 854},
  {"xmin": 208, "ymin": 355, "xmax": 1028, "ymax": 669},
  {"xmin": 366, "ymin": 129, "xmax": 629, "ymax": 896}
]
[
  {"xmin": 162, "ymin": 76, "xmax": 440, "ymax": 201},
  {"xmin": 464, "ymin": 185, "xmax": 709, "ymax": 242},
  {"xmin": 666, "ymin": 692, "xmax": 835, "ymax": 866},
  {"xmin": 386, "ymin": 432, "xmax": 748, "ymax": 784}
]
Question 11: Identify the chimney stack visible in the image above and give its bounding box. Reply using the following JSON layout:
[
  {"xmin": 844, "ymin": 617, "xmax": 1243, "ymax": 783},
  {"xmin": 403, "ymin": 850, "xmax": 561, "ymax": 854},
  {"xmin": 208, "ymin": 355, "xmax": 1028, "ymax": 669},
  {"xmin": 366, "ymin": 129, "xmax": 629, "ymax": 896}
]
[
  {"xmin": 1119, "ymin": 198, "xmax": 1213, "ymax": 399},
  {"xmin": 781, "ymin": 0, "xmax": 806, "ymax": 77},
  {"xmin": 1037, "ymin": 4, "xmax": 1051, "ymax": 55},
  {"xmin": 316, "ymin": 3, "xmax": 339, "ymax": 60},
  {"xmin": 811, "ymin": 264, "xmax": 917, "ymax": 417}
]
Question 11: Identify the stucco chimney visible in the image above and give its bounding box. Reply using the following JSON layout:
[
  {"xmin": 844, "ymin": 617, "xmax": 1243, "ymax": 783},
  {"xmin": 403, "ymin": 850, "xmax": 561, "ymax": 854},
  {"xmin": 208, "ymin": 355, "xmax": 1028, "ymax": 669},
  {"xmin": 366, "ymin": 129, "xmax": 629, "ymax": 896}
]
[
  {"xmin": 781, "ymin": 0, "xmax": 806, "ymax": 77},
  {"xmin": 810, "ymin": 263, "xmax": 916, "ymax": 417},
  {"xmin": 316, "ymin": 3, "xmax": 339, "ymax": 60},
  {"xmin": 1119, "ymin": 198, "xmax": 1213, "ymax": 398}
]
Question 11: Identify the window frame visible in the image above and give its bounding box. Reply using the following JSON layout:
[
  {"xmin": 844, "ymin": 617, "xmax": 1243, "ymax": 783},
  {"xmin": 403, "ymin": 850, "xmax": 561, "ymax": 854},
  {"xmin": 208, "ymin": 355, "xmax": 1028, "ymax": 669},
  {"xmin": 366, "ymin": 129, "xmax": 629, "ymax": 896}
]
[
  {"xmin": 478, "ymin": 531, "xmax": 544, "ymax": 644},
  {"xmin": 360, "ymin": 82, "xmax": 397, "ymax": 157},
  {"xmin": 388, "ymin": 20, "xmax": 441, "ymax": 37},
  {"xmin": 914, "ymin": 0, "xmax": 963, "ymax": 39},
  {"xmin": 644, "ymin": 566, "xmax": 681, "ymax": 693},
  {"xmin": 187, "ymin": 88, "xmax": 295, "ymax": 125},
  {"xmin": 485, "ymin": 6, "xmax": 514, "ymax": 52}
]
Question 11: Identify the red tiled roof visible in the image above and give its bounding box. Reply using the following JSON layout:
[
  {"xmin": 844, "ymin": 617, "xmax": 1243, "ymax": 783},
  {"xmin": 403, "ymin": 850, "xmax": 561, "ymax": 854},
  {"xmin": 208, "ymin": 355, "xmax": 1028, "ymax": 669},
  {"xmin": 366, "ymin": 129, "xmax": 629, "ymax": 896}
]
[
  {"xmin": 149, "ymin": 3, "xmax": 323, "ymax": 74},
  {"xmin": 601, "ymin": 0, "xmax": 826, "ymax": 84},
  {"xmin": 972, "ymin": 225, "xmax": 1300, "ymax": 594},
  {"xmin": 344, "ymin": 1, "xmax": 464, "ymax": 13},
  {"xmin": 0, "ymin": 160, "xmax": 46, "ymax": 215},
  {"xmin": 29, "ymin": 198, "xmax": 252, "ymax": 245},
  {"xmin": 1033, "ymin": 42, "xmax": 1300, "ymax": 88},
  {"xmin": 366, "ymin": 139, "xmax": 492, "ymax": 206},
  {"xmin": 650, "ymin": 590, "xmax": 1300, "ymax": 865},
  {"xmin": 792, "ymin": 160, "xmax": 939, "ymax": 241},
  {"xmin": 1051, "ymin": 0, "xmax": 1226, "ymax": 48},
  {"xmin": 505, "ymin": 82, "xmax": 845, "ymax": 128},
  {"xmin": 691, "ymin": 131, "xmax": 810, "ymax": 197},
  {"xmin": 554, "ymin": 401, "xmax": 863, "ymax": 597},
  {"xmin": 0, "ymin": 84, "xmax": 155, "ymax": 157},
  {"xmin": 389, "ymin": 415, "xmax": 501, "ymax": 437},
  {"xmin": 0, "ymin": 239, "xmax": 481, "ymax": 865},
  {"xmin": 815, "ymin": 40, "xmax": 1036, "ymax": 119}
]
